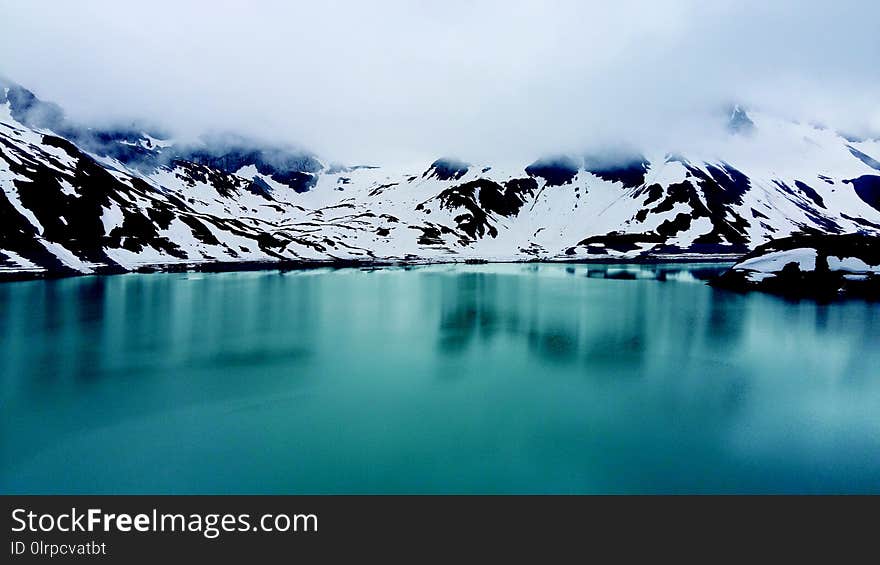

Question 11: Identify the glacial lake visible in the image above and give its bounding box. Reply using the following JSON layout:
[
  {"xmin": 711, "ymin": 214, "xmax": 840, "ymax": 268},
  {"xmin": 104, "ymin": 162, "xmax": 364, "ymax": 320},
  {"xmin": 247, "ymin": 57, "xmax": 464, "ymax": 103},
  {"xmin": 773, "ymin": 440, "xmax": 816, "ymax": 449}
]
[{"xmin": 1, "ymin": 263, "xmax": 879, "ymax": 494}]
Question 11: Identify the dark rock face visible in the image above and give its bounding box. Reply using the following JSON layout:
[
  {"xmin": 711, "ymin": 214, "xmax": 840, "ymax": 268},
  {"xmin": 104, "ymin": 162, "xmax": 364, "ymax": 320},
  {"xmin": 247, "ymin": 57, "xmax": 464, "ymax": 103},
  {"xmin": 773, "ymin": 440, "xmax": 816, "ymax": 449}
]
[
  {"xmin": 687, "ymin": 163, "xmax": 751, "ymax": 245},
  {"xmin": 247, "ymin": 176, "xmax": 274, "ymax": 196},
  {"xmin": 478, "ymin": 177, "xmax": 539, "ymax": 217},
  {"xmin": 0, "ymin": 181, "xmax": 72, "ymax": 274},
  {"xmin": 0, "ymin": 130, "xmax": 187, "ymax": 273},
  {"xmin": 182, "ymin": 141, "xmax": 322, "ymax": 193},
  {"xmin": 572, "ymin": 233, "xmax": 665, "ymax": 254},
  {"xmin": 424, "ymin": 158, "xmax": 469, "ymax": 181},
  {"xmin": 0, "ymin": 121, "xmax": 313, "ymax": 277},
  {"xmin": 794, "ymin": 180, "xmax": 825, "ymax": 209},
  {"xmin": 712, "ymin": 233, "xmax": 880, "ymax": 300},
  {"xmin": 525, "ymin": 156, "xmax": 580, "ymax": 186},
  {"xmin": 585, "ymin": 155, "xmax": 649, "ymax": 188},
  {"xmin": 844, "ymin": 175, "xmax": 880, "ymax": 212},
  {"xmin": 436, "ymin": 177, "xmax": 538, "ymax": 240},
  {"xmin": 597, "ymin": 162, "xmax": 755, "ymax": 257},
  {"xmin": 172, "ymin": 159, "xmax": 266, "ymax": 199}
]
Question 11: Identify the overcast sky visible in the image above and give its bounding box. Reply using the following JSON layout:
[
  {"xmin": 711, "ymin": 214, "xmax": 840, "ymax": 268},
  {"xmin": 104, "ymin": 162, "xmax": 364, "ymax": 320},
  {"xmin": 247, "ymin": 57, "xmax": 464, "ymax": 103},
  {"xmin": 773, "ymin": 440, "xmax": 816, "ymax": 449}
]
[{"xmin": 1, "ymin": 0, "xmax": 878, "ymax": 164}]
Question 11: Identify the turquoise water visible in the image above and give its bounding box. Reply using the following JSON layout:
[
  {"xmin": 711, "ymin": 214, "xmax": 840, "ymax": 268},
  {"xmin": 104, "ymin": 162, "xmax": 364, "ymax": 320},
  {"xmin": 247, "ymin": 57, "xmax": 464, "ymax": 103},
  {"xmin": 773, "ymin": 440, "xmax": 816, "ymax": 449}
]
[{"xmin": 1, "ymin": 263, "xmax": 879, "ymax": 494}]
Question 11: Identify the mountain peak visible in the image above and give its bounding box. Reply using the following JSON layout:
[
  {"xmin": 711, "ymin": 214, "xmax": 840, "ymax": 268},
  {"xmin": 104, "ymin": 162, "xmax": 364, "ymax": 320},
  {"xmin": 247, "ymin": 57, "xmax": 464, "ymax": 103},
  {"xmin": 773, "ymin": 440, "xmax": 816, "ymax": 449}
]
[{"xmin": 727, "ymin": 104, "xmax": 755, "ymax": 135}]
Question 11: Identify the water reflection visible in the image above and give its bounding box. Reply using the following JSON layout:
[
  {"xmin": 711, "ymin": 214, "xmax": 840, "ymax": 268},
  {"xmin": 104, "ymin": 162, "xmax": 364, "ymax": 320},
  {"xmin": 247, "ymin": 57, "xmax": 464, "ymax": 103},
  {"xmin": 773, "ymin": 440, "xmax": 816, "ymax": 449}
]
[
  {"xmin": 0, "ymin": 271, "xmax": 319, "ymax": 405},
  {"xmin": 1, "ymin": 263, "xmax": 879, "ymax": 493},
  {"xmin": 431, "ymin": 264, "xmax": 738, "ymax": 372},
  {"xmin": 437, "ymin": 272, "xmax": 505, "ymax": 354}
]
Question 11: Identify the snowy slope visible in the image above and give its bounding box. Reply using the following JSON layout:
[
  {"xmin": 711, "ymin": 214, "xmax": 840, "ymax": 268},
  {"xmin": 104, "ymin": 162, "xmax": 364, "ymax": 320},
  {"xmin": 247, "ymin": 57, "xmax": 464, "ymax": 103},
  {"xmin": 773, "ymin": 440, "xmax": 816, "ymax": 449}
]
[{"xmin": 2, "ymin": 80, "xmax": 880, "ymax": 278}]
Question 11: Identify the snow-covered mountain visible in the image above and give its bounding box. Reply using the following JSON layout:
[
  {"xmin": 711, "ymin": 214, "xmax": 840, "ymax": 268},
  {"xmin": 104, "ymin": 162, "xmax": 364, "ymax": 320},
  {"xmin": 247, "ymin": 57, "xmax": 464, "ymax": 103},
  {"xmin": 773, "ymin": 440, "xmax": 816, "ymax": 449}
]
[{"xmin": 2, "ymin": 78, "xmax": 879, "ymax": 279}]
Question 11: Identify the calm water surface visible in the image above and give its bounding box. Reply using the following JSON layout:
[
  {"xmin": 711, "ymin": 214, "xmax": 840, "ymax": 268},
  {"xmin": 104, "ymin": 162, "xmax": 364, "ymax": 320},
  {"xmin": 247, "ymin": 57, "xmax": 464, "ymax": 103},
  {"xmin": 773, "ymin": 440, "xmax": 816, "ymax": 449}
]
[{"xmin": 1, "ymin": 263, "xmax": 879, "ymax": 493}]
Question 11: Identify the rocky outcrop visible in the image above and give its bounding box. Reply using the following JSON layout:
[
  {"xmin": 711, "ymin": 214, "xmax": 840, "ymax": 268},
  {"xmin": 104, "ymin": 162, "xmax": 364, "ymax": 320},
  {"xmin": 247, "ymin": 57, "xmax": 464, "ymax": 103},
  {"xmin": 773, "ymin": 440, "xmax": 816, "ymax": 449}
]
[{"xmin": 711, "ymin": 234, "xmax": 880, "ymax": 299}]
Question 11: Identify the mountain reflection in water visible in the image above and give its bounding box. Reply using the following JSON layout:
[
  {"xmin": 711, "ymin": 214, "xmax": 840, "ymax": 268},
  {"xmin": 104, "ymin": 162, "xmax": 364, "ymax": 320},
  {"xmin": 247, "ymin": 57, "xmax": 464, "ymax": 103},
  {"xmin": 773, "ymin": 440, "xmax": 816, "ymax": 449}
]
[{"xmin": 1, "ymin": 263, "xmax": 879, "ymax": 493}]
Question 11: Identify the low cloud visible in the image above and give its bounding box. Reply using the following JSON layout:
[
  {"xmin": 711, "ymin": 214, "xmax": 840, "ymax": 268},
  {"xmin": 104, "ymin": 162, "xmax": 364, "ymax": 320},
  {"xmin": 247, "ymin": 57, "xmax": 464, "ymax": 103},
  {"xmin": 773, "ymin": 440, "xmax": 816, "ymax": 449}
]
[{"xmin": 1, "ymin": 0, "xmax": 878, "ymax": 164}]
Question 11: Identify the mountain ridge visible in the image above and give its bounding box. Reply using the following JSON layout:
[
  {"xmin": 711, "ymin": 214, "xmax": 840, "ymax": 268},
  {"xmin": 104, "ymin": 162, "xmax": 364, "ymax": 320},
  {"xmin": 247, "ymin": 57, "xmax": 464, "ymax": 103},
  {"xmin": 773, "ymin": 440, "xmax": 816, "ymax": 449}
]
[{"xmin": 2, "ymin": 79, "xmax": 880, "ymax": 280}]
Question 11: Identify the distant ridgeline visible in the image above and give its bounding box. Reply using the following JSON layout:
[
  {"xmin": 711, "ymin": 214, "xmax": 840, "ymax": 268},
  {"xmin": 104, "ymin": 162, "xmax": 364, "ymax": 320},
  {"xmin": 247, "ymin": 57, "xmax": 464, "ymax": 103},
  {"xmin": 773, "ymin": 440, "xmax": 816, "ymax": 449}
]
[{"xmin": 2, "ymin": 78, "xmax": 880, "ymax": 291}]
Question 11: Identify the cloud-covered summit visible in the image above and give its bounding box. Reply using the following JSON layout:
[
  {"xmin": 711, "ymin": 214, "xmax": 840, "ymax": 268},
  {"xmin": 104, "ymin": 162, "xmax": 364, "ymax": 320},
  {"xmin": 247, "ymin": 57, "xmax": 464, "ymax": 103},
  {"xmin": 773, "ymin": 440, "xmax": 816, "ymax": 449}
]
[{"xmin": 1, "ymin": 0, "xmax": 878, "ymax": 164}]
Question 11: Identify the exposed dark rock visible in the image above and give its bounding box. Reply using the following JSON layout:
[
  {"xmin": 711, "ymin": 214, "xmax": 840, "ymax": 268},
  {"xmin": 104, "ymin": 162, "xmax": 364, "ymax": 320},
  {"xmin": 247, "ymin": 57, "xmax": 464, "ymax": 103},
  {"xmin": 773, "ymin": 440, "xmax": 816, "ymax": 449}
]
[
  {"xmin": 181, "ymin": 135, "xmax": 322, "ymax": 193},
  {"xmin": 424, "ymin": 158, "xmax": 470, "ymax": 181},
  {"xmin": 794, "ymin": 180, "xmax": 825, "ymax": 208},
  {"xmin": 247, "ymin": 176, "xmax": 274, "ymax": 196},
  {"xmin": 409, "ymin": 225, "xmax": 445, "ymax": 246},
  {"xmin": 842, "ymin": 213, "xmax": 880, "ymax": 229},
  {"xmin": 844, "ymin": 175, "xmax": 880, "ymax": 212},
  {"xmin": 173, "ymin": 159, "xmax": 256, "ymax": 198},
  {"xmin": 586, "ymin": 155, "xmax": 649, "ymax": 188},
  {"xmin": 712, "ymin": 233, "xmax": 880, "ymax": 299},
  {"xmin": 687, "ymin": 163, "xmax": 751, "ymax": 245},
  {"xmin": 525, "ymin": 156, "xmax": 580, "ymax": 186},
  {"xmin": 574, "ymin": 233, "xmax": 665, "ymax": 253},
  {"xmin": 436, "ymin": 177, "xmax": 538, "ymax": 240}
]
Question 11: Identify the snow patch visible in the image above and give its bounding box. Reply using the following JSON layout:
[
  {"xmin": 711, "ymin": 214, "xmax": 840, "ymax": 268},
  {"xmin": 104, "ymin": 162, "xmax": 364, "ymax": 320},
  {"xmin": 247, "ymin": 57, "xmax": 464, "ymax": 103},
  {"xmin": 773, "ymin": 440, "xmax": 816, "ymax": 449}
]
[
  {"xmin": 737, "ymin": 247, "xmax": 817, "ymax": 274},
  {"xmin": 58, "ymin": 178, "xmax": 77, "ymax": 197},
  {"xmin": 0, "ymin": 248, "xmax": 40, "ymax": 271},
  {"xmin": 827, "ymin": 256, "xmax": 880, "ymax": 273},
  {"xmin": 1, "ymin": 178, "xmax": 44, "ymax": 235},
  {"xmin": 40, "ymin": 240, "xmax": 94, "ymax": 273},
  {"xmin": 101, "ymin": 203, "xmax": 125, "ymax": 234}
]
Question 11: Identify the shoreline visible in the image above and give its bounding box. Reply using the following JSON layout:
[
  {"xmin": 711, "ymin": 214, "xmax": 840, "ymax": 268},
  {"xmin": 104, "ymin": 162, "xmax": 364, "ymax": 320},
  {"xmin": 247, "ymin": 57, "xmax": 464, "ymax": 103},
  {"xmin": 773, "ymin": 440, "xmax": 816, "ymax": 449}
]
[{"xmin": 0, "ymin": 255, "xmax": 741, "ymax": 283}]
